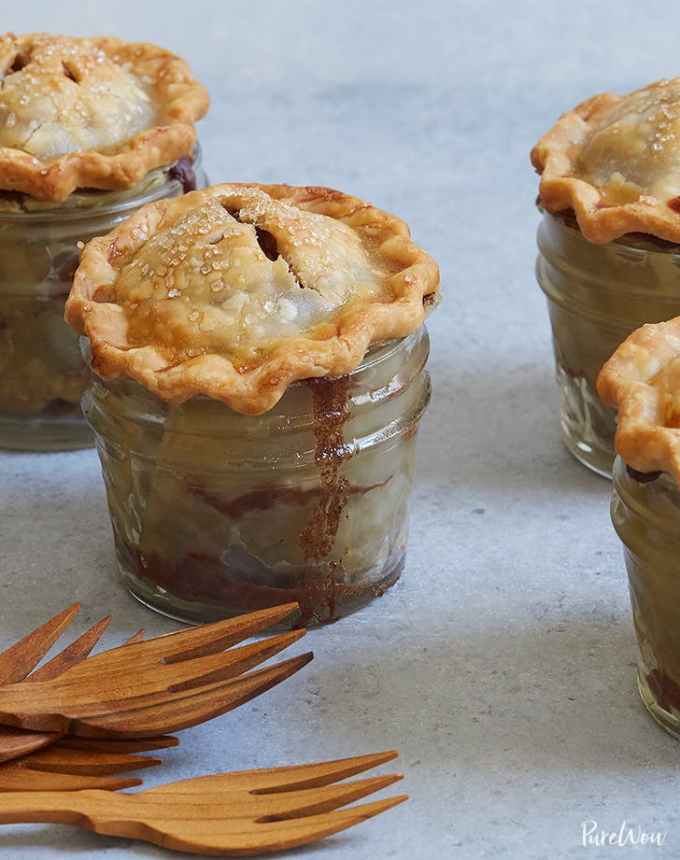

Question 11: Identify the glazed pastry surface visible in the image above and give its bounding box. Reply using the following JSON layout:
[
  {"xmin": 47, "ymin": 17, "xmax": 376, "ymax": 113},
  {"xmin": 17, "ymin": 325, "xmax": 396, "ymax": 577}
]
[
  {"xmin": 533, "ymin": 78, "xmax": 680, "ymax": 243},
  {"xmin": 598, "ymin": 316, "xmax": 680, "ymax": 482},
  {"xmin": 66, "ymin": 183, "xmax": 440, "ymax": 414},
  {"xmin": 0, "ymin": 32, "xmax": 208, "ymax": 199}
]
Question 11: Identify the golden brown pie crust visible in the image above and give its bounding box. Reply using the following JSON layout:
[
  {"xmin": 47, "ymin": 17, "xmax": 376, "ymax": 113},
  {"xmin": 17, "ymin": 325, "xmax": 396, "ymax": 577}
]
[
  {"xmin": 598, "ymin": 317, "xmax": 680, "ymax": 481},
  {"xmin": 0, "ymin": 33, "xmax": 209, "ymax": 200},
  {"xmin": 65, "ymin": 183, "xmax": 440, "ymax": 415},
  {"xmin": 532, "ymin": 79, "xmax": 680, "ymax": 244}
]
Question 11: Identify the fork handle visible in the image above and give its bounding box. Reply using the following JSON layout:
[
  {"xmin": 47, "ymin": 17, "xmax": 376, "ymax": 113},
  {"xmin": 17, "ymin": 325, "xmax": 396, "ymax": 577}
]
[{"xmin": 0, "ymin": 791, "xmax": 87, "ymax": 825}]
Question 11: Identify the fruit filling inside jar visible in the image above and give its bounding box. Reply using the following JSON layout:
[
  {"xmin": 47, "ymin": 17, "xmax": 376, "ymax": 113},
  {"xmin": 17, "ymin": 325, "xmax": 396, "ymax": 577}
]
[
  {"xmin": 612, "ymin": 458, "xmax": 680, "ymax": 734},
  {"xmin": 536, "ymin": 210, "xmax": 680, "ymax": 477},
  {"xmin": 84, "ymin": 329, "xmax": 432, "ymax": 626},
  {"xmin": 0, "ymin": 151, "xmax": 205, "ymax": 451}
]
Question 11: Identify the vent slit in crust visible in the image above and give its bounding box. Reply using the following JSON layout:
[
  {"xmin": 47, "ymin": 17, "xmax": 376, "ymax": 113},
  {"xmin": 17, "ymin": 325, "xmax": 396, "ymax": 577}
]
[
  {"xmin": 61, "ymin": 61, "xmax": 79, "ymax": 83},
  {"xmin": 254, "ymin": 227, "xmax": 279, "ymax": 262},
  {"xmin": 7, "ymin": 52, "xmax": 28, "ymax": 74},
  {"xmin": 223, "ymin": 204, "xmax": 304, "ymax": 289}
]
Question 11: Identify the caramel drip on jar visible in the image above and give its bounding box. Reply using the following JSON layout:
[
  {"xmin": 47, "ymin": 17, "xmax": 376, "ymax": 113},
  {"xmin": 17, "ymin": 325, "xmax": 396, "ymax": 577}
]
[{"xmin": 298, "ymin": 376, "xmax": 352, "ymax": 621}]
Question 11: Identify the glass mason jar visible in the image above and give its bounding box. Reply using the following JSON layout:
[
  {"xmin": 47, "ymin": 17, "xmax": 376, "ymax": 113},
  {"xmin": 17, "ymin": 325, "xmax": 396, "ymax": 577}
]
[
  {"xmin": 611, "ymin": 456, "xmax": 680, "ymax": 738},
  {"xmin": 0, "ymin": 148, "xmax": 207, "ymax": 452},
  {"xmin": 535, "ymin": 211, "xmax": 680, "ymax": 478},
  {"xmin": 83, "ymin": 328, "xmax": 432, "ymax": 627}
]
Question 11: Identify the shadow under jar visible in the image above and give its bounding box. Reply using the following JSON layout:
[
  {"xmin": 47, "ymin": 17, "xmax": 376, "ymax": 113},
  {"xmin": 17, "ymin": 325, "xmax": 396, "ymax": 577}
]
[
  {"xmin": 83, "ymin": 328, "xmax": 431, "ymax": 627},
  {"xmin": 611, "ymin": 457, "xmax": 680, "ymax": 738},
  {"xmin": 0, "ymin": 149, "xmax": 206, "ymax": 452},
  {"xmin": 535, "ymin": 211, "xmax": 680, "ymax": 478}
]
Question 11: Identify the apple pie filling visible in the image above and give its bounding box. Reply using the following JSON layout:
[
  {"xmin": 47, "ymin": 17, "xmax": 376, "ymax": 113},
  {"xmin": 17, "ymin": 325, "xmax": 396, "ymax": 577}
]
[
  {"xmin": 611, "ymin": 460, "xmax": 680, "ymax": 737},
  {"xmin": 535, "ymin": 211, "xmax": 680, "ymax": 477},
  {"xmin": 84, "ymin": 330, "xmax": 431, "ymax": 625}
]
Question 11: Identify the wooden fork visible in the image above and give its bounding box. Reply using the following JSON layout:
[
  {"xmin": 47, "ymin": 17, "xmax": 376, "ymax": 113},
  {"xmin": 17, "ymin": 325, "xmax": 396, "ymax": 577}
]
[
  {"xmin": 0, "ymin": 608, "xmax": 176, "ymax": 789},
  {"xmin": 0, "ymin": 735, "xmax": 178, "ymax": 792},
  {"xmin": 0, "ymin": 604, "xmax": 122, "ymax": 763},
  {"xmin": 0, "ymin": 603, "xmax": 311, "ymax": 738},
  {"xmin": 0, "ymin": 751, "xmax": 406, "ymax": 855}
]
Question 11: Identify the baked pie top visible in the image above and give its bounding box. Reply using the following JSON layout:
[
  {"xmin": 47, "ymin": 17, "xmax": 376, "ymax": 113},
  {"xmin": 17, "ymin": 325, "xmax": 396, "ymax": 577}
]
[
  {"xmin": 65, "ymin": 183, "xmax": 440, "ymax": 414},
  {"xmin": 598, "ymin": 317, "xmax": 680, "ymax": 482},
  {"xmin": 0, "ymin": 32, "xmax": 209, "ymax": 200},
  {"xmin": 532, "ymin": 78, "xmax": 680, "ymax": 244}
]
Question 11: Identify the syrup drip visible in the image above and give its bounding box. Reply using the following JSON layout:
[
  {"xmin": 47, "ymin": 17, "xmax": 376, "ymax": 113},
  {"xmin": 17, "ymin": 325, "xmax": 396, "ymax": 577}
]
[{"xmin": 298, "ymin": 375, "xmax": 352, "ymax": 621}]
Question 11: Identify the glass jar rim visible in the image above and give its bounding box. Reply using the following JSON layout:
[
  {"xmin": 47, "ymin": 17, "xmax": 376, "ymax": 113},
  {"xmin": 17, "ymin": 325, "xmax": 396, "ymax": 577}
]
[
  {"xmin": 0, "ymin": 143, "xmax": 203, "ymax": 225},
  {"xmin": 612, "ymin": 455, "xmax": 680, "ymax": 536},
  {"xmin": 82, "ymin": 326, "xmax": 431, "ymax": 461}
]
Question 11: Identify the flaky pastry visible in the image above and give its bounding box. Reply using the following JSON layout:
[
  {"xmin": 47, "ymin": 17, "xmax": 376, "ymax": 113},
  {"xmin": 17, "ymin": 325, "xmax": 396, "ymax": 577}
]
[
  {"xmin": 532, "ymin": 78, "xmax": 680, "ymax": 244},
  {"xmin": 65, "ymin": 183, "xmax": 440, "ymax": 414},
  {"xmin": 598, "ymin": 317, "xmax": 680, "ymax": 481},
  {"xmin": 0, "ymin": 32, "xmax": 209, "ymax": 200}
]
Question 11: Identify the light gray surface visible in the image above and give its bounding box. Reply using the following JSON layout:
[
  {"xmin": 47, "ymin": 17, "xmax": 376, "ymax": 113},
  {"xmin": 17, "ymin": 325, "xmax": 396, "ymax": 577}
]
[{"xmin": 2, "ymin": 1, "xmax": 680, "ymax": 857}]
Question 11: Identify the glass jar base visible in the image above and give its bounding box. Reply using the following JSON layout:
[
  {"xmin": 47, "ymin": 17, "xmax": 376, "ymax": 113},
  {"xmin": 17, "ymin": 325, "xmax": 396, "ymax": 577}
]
[
  {"xmin": 0, "ymin": 412, "xmax": 93, "ymax": 451},
  {"xmin": 118, "ymin": 554, "xmax": 405, "ymax": 628},
  {"xmin": 555, "ymin": 365, "xmax": 615, "ymax": 479},
  {"xmin": 637, "ymin": 671, "xmax": 680, "ymax": 740},
  {"xmin": 560, "ymin": 424, "xmax": 613, "ymax": 480}
]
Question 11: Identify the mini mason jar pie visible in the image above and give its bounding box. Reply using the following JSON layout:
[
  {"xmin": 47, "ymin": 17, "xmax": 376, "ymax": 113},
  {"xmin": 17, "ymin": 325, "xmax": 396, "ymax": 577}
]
[
  {"xmin": 598, "ymin": 318, "xmax": 680, "ymax": 737},
  {"xmin": 65, "ymin": 183, "xmax": 440, "ymax": 626},
  {"xmin": 0, "ymin": 32, "xmax": 209, "ymax": 450},
  {"xmin": 532, "ymin": 78, "xmax": 680, "ymax": 477}
]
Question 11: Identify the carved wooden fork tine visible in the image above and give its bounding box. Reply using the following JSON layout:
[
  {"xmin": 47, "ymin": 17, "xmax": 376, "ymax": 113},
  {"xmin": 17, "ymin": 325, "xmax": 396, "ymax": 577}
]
[
  {"xmin": 0, "ymin": 751, "xmax": 407, "ymax": 855},
  {"xmin": 0, "ymin": 604, "xmax": 309, "ymax": 737},
  {"xmin": 0, "ymin": 612, "xmax": 177, "ymax": 789},
  {"xmin": 67, "ymin": 602, "xmax": 302, "ymax": 671},
  {"xmin": 0, "ymin": 740, "xmax": 172, "ymax": 792},
  {"xmin": 25, "ymin": 615, "xmax": 113, "ymax": 684},
  {"xmin": 75, "ymin": 651, "xmax": 314, "ymax": 738},
  {"xmin": 0, "ymin": 603, "xmax": 155, "ymax": 764},
  {"xmin": 0, "ymin": 605, "xmax": 113, "ymax": 763},
  {"xmin": 0, "ymin": 602, "xmax": 144, "ymax": 689},
  {"xmin": 0, "ymin": 603, "xmax": 86, "ymax": 686}
]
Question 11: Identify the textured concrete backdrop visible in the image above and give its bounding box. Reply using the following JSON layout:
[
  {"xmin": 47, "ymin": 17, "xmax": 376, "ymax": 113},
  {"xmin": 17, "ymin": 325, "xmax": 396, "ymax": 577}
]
[{"xmin": 2, "ymin": 2, "xmax": 680, "ymax": 857}]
